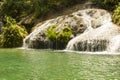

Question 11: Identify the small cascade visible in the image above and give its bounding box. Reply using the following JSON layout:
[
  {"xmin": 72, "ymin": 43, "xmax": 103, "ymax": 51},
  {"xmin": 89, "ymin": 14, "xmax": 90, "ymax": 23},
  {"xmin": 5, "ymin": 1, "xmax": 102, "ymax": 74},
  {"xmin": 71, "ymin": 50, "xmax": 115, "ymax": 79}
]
[
  {"xmin": 67, "ymin": 39, "xmax": 109, "ymax": 52},
  {"xmin": 23, "ymin": 19, "xmax": 55, "ymax": 49},
  {"xmin": 66, "ymin": 21, "xmax": 120, "ymax": 52},
  {"xmin": 65, "ymin": 6, "xmax": 120, "ymax": 52},
  {"xmin": 107, "ymin": 35, "xmax": 120, "ymax": 52}
]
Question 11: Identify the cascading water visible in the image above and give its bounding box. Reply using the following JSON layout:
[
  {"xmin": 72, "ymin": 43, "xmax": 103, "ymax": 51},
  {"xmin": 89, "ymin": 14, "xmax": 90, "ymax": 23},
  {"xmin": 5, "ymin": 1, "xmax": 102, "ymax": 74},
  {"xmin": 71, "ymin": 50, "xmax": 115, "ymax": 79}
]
[
  {"xmin": 66, "ymin": 10, "xmax": 120, "ymax": 52},
  {"xmin": 23, "ymin": 19, "xmax": 56, "ymax": 49},
  {"xmin": 107, "ymin": 35, "xmax": 120, "ymax": 52}
]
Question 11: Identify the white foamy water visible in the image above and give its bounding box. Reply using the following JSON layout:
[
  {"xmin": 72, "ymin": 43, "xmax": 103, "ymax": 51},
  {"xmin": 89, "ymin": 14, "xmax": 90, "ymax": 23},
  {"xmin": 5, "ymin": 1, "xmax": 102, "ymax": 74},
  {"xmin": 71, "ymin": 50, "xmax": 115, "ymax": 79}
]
[
  {"xmin": 107, "ymin": 35, "xmax": 120, "ymax": 52},
  {"xmin": 66, "ymin": 9, "xmax": 120, "ymax": 52}
]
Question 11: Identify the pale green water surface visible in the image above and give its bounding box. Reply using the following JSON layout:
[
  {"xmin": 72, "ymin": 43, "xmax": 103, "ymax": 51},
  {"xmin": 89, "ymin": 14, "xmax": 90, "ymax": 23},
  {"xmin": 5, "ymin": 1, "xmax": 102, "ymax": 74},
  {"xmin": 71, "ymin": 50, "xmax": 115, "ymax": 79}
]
[{"xmin": 0, "ymin": 49, "xmax": 120, "ymax": 80}]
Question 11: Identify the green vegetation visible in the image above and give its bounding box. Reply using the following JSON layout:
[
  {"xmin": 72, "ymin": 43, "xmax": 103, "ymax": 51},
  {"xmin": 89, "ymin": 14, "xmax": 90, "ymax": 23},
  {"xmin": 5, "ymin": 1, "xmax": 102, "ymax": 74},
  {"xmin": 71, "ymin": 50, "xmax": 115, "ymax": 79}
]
[
  {"xmin": 46, "ymin": 24, "xmax": 57, "ymax": 42},
  {"xmin": 2, "ymin": 24, "xmax": 27, "ymax": 47},
  {"xmin": 0, "ymin": 0, "xmax": 119, "ymax": 30},
  {"xmin": 0, "ymin": 0, "xmax": 119, "ymax": 27},
  {"xmin": 0, "ymin": 0, "xmax": 85, "ymax": 48},
  {"xmin": 0, "ymin": 16, "xmax": 28, "ymax": 48},
  {"xmin": 0, "ymin": 0, "xmax": 120, "ymax": 48},
  {"xmin": 0, "ymin": 0, "xmax": 85, "ymax": 32},
  {"xmin": 46, "ymin": 24, "xmax": 72, "ymax": 49},
  {"xmin": 113, "ymin": 3, "xmax": 120, "ymax": 26},
  {"xmin": 92, "ymin": 0, "xmax": 120, "ymax": 11},
  {"xmin": 58, "ymin": 26, "xmax": 72, "ymax": 44},
  {"xmin": 0, "ymin": 0, "xmax": 85, "ymax": 18}
]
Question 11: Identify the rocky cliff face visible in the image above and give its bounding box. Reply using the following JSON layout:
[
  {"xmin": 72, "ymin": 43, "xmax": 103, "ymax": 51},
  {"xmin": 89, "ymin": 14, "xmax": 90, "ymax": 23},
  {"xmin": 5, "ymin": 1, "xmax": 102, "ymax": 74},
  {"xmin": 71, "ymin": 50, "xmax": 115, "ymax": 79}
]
[{"xmin": 23, "ymin": 9, "xmax": 117, "ymax": 50}]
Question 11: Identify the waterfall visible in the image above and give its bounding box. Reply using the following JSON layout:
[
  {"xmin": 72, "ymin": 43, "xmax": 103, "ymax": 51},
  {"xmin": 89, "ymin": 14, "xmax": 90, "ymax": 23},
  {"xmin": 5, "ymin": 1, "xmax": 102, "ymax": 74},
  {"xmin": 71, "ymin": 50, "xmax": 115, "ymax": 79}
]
[
  {"xmin": 107, "ymin": 35, "xmax": 120, "ymax": 52},
  {"xmin": 24, "ymin": 8, "xmax": 120, "ymax": 52},
  {"xmin": 67, "ymin": 39, "xmax": 109, "ymax": 52},
  {"xmin": 66, "ymin": 22, "xmax": 120, "ymax": 52},
  {"xmin": 23, "ymin": 19, "xmax": 56, "ymax": 49},
  {"xmin": 66, "ymin": 11, "xmax": 120, "ymax": 52}
]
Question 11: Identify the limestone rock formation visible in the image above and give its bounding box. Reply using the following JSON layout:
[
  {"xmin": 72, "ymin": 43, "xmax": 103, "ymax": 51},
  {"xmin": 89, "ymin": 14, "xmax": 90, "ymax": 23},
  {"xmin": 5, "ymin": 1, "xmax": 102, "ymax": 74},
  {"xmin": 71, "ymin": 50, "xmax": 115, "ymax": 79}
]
[
  {"xmin": 66, "ymin": 22, "xmax": 120, "ymax": 51},
  {"xmin": 24, "ymin": 9, "xmax": 116, "ymax": 50}
]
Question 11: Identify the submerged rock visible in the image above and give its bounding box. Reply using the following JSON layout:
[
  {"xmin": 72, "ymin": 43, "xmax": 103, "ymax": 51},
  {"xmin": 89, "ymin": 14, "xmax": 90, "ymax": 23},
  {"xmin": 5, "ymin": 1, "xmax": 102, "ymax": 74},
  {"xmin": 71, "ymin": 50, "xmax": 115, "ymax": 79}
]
[{"xmin": 24, "ymin": 9, "xmax": 117, "ymax": 50}]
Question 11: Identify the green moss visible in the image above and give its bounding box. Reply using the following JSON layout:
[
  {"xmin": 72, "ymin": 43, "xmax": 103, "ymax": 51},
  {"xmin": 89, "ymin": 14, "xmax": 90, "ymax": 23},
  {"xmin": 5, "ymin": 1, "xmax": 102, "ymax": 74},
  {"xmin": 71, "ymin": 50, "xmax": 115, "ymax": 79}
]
[
  {"xmin": 57, "ymin": 26, "xmax": 72, "ymax": 44},
  {"xmin": 113, "ymin": 3, "xmax": 120, "ymax": 26},
  {"xmin": 46, "ymin": 24, "xmax": 72, "ymax": 49}
]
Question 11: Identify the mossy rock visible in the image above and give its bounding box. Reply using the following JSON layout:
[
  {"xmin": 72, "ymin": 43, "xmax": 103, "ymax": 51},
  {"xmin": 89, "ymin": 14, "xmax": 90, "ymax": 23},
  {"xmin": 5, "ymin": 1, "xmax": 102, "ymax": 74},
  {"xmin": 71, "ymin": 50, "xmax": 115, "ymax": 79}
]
[{"xmin": 46, "ymin": 24, "xmax": 72, "ymax": 49}]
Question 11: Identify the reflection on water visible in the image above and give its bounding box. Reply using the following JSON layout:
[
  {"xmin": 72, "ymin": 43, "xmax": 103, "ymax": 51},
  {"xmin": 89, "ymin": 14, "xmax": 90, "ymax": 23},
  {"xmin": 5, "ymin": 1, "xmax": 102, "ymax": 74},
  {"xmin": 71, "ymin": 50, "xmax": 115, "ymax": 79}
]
[{"xmin": 0, "ymin": 49, "xmax": 120, "ymax": 80}]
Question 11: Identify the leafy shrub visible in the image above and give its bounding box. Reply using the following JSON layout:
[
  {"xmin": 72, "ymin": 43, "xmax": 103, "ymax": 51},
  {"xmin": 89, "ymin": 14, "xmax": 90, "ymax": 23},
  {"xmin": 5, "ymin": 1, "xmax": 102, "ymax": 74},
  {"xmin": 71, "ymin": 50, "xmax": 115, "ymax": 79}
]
[
  {"xmin": 57, "ymin": 26, "xmax": 72, "ymax": 44},
  {"xmin": 4, "ymin": 16, "xmax": 16, "ymax": 26},
  {"xmin": 0, "ymin": 0, "xmax": 86, "ymax": 19},
  {"xmin": 0, "ymin": 0, "xmax": 86, "ymax": 32},
  {"xmin": 46, "ymin": 24, "xmax": 57, "ymax": 42},
  {"xmin": 2, "ymin": 24, "xmax": 28, "ymax": 47},
  {"xmin": 46, "ymin": 24, "xmax": 72, "ymax": 49},
  {"xmin": 1, "ymin": 16, "xmax": 28, "ymax": 48},
  {"xmin": 0, "ymin": 0, "xmax": 30, "ymax": 21},
  {"xmin": 113, "ymin": 3, "xmax": 120, "ymax": 26}
]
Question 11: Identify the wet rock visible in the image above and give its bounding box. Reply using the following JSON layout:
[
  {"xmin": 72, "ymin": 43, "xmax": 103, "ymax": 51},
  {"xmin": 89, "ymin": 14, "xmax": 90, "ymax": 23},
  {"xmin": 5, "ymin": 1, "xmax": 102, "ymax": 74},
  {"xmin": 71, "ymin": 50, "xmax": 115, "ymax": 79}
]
[
  {"xmin": 66, "ymin": 22, "xmax": 120, "ymax": 51},
  {"xmin": 24, "ymin": 9, "xmax": 113, "ymax": 49}
]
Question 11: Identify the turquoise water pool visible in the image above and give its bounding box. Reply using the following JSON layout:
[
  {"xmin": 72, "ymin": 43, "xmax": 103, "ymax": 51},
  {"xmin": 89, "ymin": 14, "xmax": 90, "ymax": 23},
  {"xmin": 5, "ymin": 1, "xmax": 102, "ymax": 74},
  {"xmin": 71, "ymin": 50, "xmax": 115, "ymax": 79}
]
[{"xmin": 0, "ymin": 49, "xmax": 120, "ymax": 80}]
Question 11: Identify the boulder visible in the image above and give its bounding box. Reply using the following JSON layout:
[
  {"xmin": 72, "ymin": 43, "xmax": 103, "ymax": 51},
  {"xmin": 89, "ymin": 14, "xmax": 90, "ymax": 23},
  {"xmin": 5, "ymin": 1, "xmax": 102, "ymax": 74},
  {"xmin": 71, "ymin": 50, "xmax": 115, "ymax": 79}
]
[
  {"xmin": 24, "ymin": 9, "xmax": 113, "ymax": 49},
  {"xmin": 66, "ymin": 22, "xmax": 120, "ymax": 52}
]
